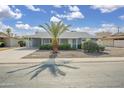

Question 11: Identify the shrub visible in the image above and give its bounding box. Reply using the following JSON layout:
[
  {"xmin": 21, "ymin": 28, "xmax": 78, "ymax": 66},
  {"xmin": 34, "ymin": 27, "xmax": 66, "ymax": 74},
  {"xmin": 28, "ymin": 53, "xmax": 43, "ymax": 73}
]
[
  {"xmin": 59, "ymin": 44, "xmax": 71, "ymax": 50},
  {"xmin": 39, "ymin": 44, "xmax": 52, "ymax": 50},
  {"xmin": 39, "ymin": 44, "xmax": 74, "ymax": 50},
  {"xmin": 98, "ymin": 45, "xmax": 105, "ymax": 52},
  {"xmin": 0, "ymin": 42, "xmax": 5, "ymax": 47},
  {"xmin": 82, "ymin": 39, "xmax": 105, "ymax": 53},
  {"xmin": 18, "ymin": 41, "xmax": 25, "ymax": 47}
]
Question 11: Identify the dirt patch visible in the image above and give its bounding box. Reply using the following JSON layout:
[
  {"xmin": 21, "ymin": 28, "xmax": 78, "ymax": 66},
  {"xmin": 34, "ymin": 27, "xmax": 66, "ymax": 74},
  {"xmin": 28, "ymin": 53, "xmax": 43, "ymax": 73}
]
[{"xmin": 22, "ymin": 47, "xmax": 124, "ymax": 58}]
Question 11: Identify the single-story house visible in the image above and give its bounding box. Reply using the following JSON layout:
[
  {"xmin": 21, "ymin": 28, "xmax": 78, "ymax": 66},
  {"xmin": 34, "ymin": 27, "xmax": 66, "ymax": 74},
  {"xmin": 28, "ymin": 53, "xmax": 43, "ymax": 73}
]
[
  {"xmin": 0, "ymin": 32, "xmax": 20, "ymax": 47},
  {"xmin": 25, "ymin": 31, "xmax": 96, "ymax": 48},
  {"xmin": 97, "ymin": 34, "xmax": 124, "ymax": 47}
]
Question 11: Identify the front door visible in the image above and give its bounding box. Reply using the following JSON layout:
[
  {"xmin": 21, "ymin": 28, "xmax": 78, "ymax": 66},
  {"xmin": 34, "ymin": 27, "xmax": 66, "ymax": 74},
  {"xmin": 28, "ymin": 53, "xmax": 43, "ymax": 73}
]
[
  {"xmin": 72, "ymin": 39, "xmax": 76, "ymax": 49},
  {"xmin": 32, "ymin": 38, "xmax": 41, "ymax": 47}
]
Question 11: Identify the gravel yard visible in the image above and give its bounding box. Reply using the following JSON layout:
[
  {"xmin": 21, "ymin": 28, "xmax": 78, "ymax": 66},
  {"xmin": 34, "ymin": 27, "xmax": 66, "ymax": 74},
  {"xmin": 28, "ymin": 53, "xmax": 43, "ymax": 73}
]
[{"xmin": 23, "ymin": 47, "xmax": 124, "ymax": 58}]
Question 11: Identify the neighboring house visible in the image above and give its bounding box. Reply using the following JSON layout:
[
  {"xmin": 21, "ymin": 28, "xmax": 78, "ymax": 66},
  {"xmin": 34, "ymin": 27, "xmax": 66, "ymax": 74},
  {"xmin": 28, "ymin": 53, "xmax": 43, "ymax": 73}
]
[
  {"xmin": 0, "ymin": 32, "xmax": 20, "ymax": 47},
  {"xmin": 25, "ymin": 31, "xmax": 96, "ymax": 48},
  {"xmin": 97, "ymin": 33, "xmax": 124, "ymax": 47},
  {"xmin": 96, "ymin": 31, "xmax": 112, "ymax": 38}
]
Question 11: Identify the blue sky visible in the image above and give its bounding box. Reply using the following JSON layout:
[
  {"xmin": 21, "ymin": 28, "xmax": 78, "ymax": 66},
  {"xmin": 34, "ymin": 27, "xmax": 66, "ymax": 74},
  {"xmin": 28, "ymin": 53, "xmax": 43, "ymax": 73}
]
[{"xmin": 0, "ymin": 5, "xmax": 124, "ymax": 35}]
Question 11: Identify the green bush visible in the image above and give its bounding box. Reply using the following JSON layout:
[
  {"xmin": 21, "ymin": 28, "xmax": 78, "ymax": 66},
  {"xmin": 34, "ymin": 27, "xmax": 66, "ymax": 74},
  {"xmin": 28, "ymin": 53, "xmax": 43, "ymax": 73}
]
[
  {"xmin": 82, "ymin": 39, "xmax": 105, "ymax": 53},
  {"xmin": 59, "ymin": 44, "xmax": 71, "ymax": 50},
  {"xmin": 0, "ymin": 42, "xmax": 5, "ymax": 47},
  {"xmin": 98, "ymin": 45, "xmax": 105, "ymax": 52},
  {"xmin": 18, "ymin": 41, "xmax": 26, "ymax": 47},
  {"xmin": 39, "ymin": 44, "xmax": 52, "ymax": 50},
  {"xmin": 39, "ymin": 44, "xmax": 74, "ymax": 50}
]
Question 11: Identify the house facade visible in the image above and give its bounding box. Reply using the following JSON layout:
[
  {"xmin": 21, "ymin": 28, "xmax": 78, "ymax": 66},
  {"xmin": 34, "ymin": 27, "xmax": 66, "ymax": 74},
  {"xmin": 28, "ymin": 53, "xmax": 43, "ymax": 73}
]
[
  {"xmin": 0, "ymin": 32, "xmax": 20, "ymax": 47},
  {"xmin": 97, "ymin": 34, "xmax": 124, "ymax": 47},
  {"xmin": 25, "ymin": 31, "xmax": 96, "ymax": 48}
]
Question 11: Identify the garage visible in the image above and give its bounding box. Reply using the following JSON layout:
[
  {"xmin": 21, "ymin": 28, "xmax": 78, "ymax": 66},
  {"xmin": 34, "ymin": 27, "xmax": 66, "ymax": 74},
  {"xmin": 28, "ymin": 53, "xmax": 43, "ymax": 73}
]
[{"xmin": 114, "ymin": 39, "xmax": 124, "ymax": 47}]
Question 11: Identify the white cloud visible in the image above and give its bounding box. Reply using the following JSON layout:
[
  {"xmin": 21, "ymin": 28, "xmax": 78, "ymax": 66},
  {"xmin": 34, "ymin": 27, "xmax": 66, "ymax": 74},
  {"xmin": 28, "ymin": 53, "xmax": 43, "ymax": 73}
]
[
  {"xmin": 32, "ymin": 26, "xmax": 44, "ymax": 31},
  {"xmin": 68, "ymin": 5, "xmax": 80, "ymax": 12},
  {"xmin": 71, "ymin": 27, "xmax": 96, "ymax": 34},
  {"xmin": 91, "ymin": 5, "xmax": 124, "ymax": 13},
  {"xmin": 15, "ymin": 23, "xmax": 43, "ymax": 31},
  {"xmin": 25, "ymin": 5, "xmax": 40, "ymax": 11},
  {"xmin": 0, "ymin": 5, "xmax": 22, "ymax": 19},
  {"xmin": 50, "ymin": 16, "xmax": 61, "ymax": 22},
  {"xmin": 16, "ymin": 24, "xmax": 31, "ymax": 30},
  {"xmin": 54, "ymin": 5, "xmax": 84, "ymax": 20},
  {"xmin": 119, "ymin": 15, "xmax": 124, "ymax": 20},
  {"xmin": 17, "ymin": 21, "xmax": 23, "ymax": 24},
  {"xmin": 14, "ymin": 9, "xmax": 22, "ymax": 19},
  {"xmin": 56, "ymin": 11, "xmax": 84, "ymax": 20},
  {"xmin": 68, "ymin": 11, "xmax": 84, "ymax": 20},
  {"xmin": 71, "ymin": 23, "xmax": 122, "ymax": 35},
  {"xmin": 98, "ymin": 24, "xmax": 117, "ymax": 33},
  {"xmin": 53, "ymin": 5, "xmax": 62, "ymax": 8},
  {"xmin": 101, "ymin": 23, "xmax": 115, "ymax": 28}
]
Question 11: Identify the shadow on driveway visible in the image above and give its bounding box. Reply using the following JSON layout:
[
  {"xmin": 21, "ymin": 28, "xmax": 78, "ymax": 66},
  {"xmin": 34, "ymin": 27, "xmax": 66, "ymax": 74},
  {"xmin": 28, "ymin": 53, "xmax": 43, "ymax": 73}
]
[{"xmin": 7, "ymin": 53, "xmax": 79, "ymax": 80}]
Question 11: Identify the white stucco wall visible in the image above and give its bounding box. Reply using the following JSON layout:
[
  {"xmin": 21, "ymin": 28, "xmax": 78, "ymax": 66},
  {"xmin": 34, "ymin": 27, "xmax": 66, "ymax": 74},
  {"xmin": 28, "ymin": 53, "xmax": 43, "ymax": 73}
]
[
  {"xmin": 26, "ymin": 38, "xmax": 83, "ymax": 49},
  {"xmin": 4, "ymin": 38, "xmax": 19, "ymax": 47},
  {"xmin": 4, "ymin": 38, "xmax": 10, "ymax": 47},
  {"xmin": 68, "ymin": 39, "xmax": 72, "ymax": 47},
  {"xmin": 10, "ymin": 38, "xmax": 19, "ymax": 47},
  {"xmin": 26, "ymin": 39, "xmax": 33, "ymax": 48}
]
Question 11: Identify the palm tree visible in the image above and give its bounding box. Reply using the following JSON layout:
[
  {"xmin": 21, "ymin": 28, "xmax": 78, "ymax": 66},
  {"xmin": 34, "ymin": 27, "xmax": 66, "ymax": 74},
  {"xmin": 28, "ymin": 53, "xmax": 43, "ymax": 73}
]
[
  {"xmin": 39, "ymin": 21, "xmax": 70, "ymax": 53},
  {"xmin": 7, "ymin": 22, "xmax": 79, "ymax": 80},
  {"xmin": 6, "ymin": 28, "xmax": 11, "ymax": 37}
]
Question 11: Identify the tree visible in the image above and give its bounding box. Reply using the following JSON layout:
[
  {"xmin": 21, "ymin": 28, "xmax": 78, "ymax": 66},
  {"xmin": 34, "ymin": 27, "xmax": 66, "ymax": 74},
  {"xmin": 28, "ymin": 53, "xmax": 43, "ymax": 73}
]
[
  {"xmin": 39, "ymin": 21, "xmax": 70, "ymax": 53},
  {"xmin": 6, "ymin": 28, "xmax": 11, "ymax": 37}
]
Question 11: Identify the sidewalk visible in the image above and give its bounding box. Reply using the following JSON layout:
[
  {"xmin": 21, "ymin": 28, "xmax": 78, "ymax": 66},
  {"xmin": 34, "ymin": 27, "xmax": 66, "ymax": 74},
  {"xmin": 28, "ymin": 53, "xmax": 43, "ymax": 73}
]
[{"xmin": 0, "ymin": 57, "xmax": 124, "ymax": 64}]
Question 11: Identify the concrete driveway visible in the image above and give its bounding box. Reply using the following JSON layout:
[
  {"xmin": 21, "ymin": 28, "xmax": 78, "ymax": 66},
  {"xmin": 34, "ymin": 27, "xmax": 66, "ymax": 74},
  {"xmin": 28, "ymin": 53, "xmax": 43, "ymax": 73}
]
[{"xmin": 0, "ymin": 47, "xmax": 37, "ymax": 63}]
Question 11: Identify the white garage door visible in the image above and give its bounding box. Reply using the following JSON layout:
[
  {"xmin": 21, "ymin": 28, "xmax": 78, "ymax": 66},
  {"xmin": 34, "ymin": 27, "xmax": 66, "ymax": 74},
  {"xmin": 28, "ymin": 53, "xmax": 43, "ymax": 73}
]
[{"xmin": 114, "ymin": 40, "xmax": 124, "ymax": 47}]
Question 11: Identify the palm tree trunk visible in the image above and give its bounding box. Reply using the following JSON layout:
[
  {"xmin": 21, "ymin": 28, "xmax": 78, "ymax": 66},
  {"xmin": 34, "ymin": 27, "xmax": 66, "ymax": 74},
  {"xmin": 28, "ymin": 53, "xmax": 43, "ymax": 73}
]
[{"xmin": 52, "ymin": 38, "xmax": 59, "ymax": 53}]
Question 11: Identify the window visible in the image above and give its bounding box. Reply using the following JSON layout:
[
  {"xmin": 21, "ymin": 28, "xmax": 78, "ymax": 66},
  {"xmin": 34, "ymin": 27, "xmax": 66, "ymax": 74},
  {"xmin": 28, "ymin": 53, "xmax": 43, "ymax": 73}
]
[
  {"xmin": 78, "ymin": 38, "xmax": 82, "ymax": 44},
  {"xmin": 72, "ymin": 39, "xmax": 76, "ymax": 48},
  {"xmin": 60, "ymin": 39, "xmax": 68, "ymax": 44},
  {"xmin": 43, "ymin": 39, "xmax": 51, "ymax": 45}
]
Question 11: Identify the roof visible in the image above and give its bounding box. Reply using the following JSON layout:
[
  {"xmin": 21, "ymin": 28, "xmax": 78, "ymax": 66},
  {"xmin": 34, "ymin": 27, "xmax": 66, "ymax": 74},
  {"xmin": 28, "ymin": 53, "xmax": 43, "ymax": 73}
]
[
  {"xmin": 0, "ymin": 32, "xmax": 9, "ymax": 38},
  {"xmin": 0, "ymin": 32, "xmax": 22, "ymax": 40},
  {"xmin": 100, "ymin": 34, "xmax": 124, "ymax": 40},
  {"xmin": 26, "ymin": 31, "xmax": 96, "ymax": 39}
]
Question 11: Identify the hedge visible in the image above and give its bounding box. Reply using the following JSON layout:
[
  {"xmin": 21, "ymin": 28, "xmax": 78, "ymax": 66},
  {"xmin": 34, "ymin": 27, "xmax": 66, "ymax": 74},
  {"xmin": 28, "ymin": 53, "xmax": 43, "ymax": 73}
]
[
  {"xmin": 39, "ymin": 44, "xmax": 52, "ymax": 50},
  {"xmin": 39, "ymin": 44, "xmax": 75, "ymax": 50}
]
